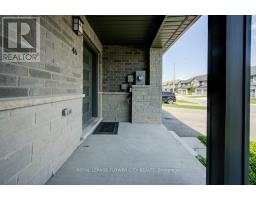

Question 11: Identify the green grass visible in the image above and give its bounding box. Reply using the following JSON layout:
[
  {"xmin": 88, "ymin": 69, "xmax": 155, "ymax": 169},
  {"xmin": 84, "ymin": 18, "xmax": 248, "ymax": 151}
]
[
  {"xmin": 176, "ymin": 100, "xmax": 197, "ymax": 104},
  {"xmin": 251, "ymin": 98, "xmax": 256, "ymax": 104},
  {"xmin": 196, "ymin": 135, "xmax": 256, "ymax": 185},
  {"xmin": 196, "ymin": 155, "xmax": 207, "ymax": 167},
  {"xmin": 249, "ymin": 141, "xmax": 256, "ymax": 185},
  {"xmin": 197, "ymin": 135, "xmax": 207, "ymax": 146},
  {"xmin": 162, "ymin": 103, "xmax": 207, "ymax": 110},
  {"xmin": 183, "ymin": 95, "xmax": 207, "ymax": 98}
]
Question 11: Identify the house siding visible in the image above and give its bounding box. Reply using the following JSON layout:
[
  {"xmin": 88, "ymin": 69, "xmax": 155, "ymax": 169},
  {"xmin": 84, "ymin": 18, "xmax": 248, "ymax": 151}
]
[
  {"xmin": 132, "ymin": 48, "xmax": 162, "ymax": 124},
  {"xmin": 102, "ymin": 92, "xmax": 130, "ymax": 122},
  {"xmin": 0, "ymin": 98, "xmax": 82, "ymax": 184},
  {"xmin": 0, "ymin": 15, "xmax": 102, "ymax": 184},
  {"xmin": 102, "ymin": 45, "xmax": 148, "ymax": 92},
  {"xmin": 101, "ymin": 45, "xmax": 148, "ymax": 122},
  {"xmin": 0, "ymin": 15, "xmax": 164, "ymax": 185},
  {"xmin": 0, "ymin": 16, "xmax": 83, "ymax": 98}
]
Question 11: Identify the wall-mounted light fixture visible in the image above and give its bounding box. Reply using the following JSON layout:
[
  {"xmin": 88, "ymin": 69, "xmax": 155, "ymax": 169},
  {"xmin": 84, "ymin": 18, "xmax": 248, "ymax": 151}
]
[{"xmin": 73, "ymin": 16, "xmax": 84, "ymax": 36}]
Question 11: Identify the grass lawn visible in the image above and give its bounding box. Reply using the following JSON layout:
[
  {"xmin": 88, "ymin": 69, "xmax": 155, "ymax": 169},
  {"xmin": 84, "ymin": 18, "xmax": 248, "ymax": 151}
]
[
  {"xmin": 182, "ymin": 95, "xmax": 207, "ymax": 98},
  {"xmin": 162, "ymin": 103, "xmax": 207, "ymax": 110},
  {"xmin": 251, "ymin": 98, "xmax": 256, "ymax": 104},
  {"xmin": 197, "ymin": 135, "xmax": 207, "ymax": 145},
  {"xmin": 176, "ymin": 99, "xmax": 197, "ymax": 104}
]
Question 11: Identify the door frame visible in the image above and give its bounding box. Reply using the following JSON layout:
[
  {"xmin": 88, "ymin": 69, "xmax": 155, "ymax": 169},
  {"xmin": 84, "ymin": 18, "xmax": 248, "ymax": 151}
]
[{"xmin": 82, "ymin": 35, "xmax": 100, "ymax": 127}]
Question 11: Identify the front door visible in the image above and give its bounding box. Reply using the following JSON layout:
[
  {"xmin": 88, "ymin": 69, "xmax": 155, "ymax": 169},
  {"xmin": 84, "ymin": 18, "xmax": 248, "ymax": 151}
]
[{"xmin": 83, "ymin": 46, "xmax": 93, "ymax": 126}]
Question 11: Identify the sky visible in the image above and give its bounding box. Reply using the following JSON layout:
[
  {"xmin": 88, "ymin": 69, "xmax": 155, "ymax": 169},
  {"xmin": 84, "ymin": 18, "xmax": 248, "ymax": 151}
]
[{"xmin": 162, "ymin": 15, "xmax": 256, "ymax": 82}]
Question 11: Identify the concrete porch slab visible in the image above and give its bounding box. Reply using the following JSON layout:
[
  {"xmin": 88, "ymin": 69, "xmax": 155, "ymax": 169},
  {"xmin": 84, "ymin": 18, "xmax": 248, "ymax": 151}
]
[{"xmin": 46, "ymin": 122, "xmax": 205, "ymax": 185}]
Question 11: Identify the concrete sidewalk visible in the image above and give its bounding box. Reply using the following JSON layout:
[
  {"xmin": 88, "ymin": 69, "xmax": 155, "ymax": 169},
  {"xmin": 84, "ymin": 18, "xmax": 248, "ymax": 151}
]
[
  {"xmin": 162, "ymin": 108, "xmax": 207, "ymax": 159},
  {"xmin": 47, "ymin": 123, "xmax": 205, "ymax": 185}
]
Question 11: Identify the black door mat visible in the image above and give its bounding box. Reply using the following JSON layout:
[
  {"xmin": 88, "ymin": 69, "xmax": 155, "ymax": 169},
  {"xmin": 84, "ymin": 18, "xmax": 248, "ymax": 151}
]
[{"xmin": 93, "ymin": 122, "xmax": 119, "ymax": 135}]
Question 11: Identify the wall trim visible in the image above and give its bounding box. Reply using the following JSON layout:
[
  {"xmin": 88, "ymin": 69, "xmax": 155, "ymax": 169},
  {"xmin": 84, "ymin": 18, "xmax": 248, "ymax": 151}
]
[
  {"xmin": 100, "ymin": 92, "xmax": 129, "ymax": 95},
  {"xmin": 0, "ymin": 94, "xmax": 85, "ymax": 111}
]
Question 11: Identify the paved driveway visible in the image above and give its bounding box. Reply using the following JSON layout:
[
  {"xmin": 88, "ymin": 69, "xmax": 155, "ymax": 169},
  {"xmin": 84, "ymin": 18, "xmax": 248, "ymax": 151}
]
[
  {"xmin": 47, "ymin": 123, "xmax": 205, "ymax": 185},
  {"xmin": 163, "ymin": 105, "xmax": 256, "ymax": 141},
  {"xmin": 162, "ymin": 107, "xmax": 206, "ymax": 137}
]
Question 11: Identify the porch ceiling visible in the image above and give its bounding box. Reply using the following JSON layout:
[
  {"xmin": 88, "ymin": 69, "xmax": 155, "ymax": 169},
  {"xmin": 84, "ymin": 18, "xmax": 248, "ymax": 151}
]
[
  {"xmin": 85, "ymin": 15, "xmax": 200, "ymax": 50},
  {"xmin": 86, "ymin": 15, "xmax": 165, "ymax": 46},
  {"xmin": 151, "ymin": 15, "xmax": 200, "ymax": 52}
]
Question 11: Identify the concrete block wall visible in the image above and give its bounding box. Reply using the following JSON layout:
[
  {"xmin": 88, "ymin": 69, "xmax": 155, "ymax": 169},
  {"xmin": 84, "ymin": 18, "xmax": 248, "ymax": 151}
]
[
  {"xmin": 0, "ymin": 16, "xmax": 83, "ymax": 98},
  {"xmin": 0, "ymin": 98, "xmax": 82, "ymax": 184},
  {"xmin": 132, "ymin": 48, "xmax": 162, "ymax": 124},
  {"xmin": 102, "ymin": 45, "xmax": 148, "ymax": 92},
  {"xmin": 0, "ymin": 15, "xmax": 104, "ymax": 184},
  {"xmin": 149, "ymin": 48, "xmax": 162, "ymax": 89},
  {"xmin": 132, "ymin": 86, "xmax": 162, "ymax": 123},
  {"xmin": 102, "ymin": 92, "xmax": 130, "ymax": 122},
  {"xmin": 101, "ymin": 45, "xmax": 148, "ymax": 121}
]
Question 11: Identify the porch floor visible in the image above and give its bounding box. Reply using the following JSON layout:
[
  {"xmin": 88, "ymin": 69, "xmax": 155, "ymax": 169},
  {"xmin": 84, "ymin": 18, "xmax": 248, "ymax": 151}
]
[{"xmin": 46, "ymin": 123, "xmax": 205, "ymax": 185}]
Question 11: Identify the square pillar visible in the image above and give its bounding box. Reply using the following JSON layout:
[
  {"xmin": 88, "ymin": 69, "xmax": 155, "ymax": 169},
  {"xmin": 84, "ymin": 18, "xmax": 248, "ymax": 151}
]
[
  {"xmin": 131, "ymin": 48, "xmax": 162, "ymax": 123},
  {"xmin": 207, "ymin": 15, "xmax": 251, "ymax": 184}
]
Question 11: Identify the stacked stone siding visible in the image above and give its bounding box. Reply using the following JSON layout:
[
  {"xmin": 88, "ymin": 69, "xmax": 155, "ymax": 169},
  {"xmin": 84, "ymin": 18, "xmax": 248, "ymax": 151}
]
[
  {"xmin": 0, "ymin": 16, "xmax": 83, "ymax": 98},
  {"xmin": 102, "ymin": 45, "xmax": 148, "ymax": 92}
]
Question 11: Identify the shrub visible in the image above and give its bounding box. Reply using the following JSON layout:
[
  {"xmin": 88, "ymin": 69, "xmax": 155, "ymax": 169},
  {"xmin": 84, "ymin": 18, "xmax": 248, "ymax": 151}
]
[
  {"xmin": 196, "ymin": 136, "xmax": 256, "ymax": 185},
  {"xmin": 249, "ymin": 141, "xmax": 256, "ymax": 185},
  {"xmin": 196, "ymin": 155, "xmax": 207, "ymax": 167},
  {"xmin": 197, "ymin": 135, "xmax": 207, "ymax": 146}
]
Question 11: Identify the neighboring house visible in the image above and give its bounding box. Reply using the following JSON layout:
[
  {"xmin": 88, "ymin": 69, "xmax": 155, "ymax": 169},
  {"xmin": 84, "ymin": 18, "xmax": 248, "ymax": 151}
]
[
  {"xmin": 194, "ymin": 75, "xmax": 207, "ymax": 96},
  {"xmin": 162, "ymin": 80, "xmax": 181, "ymax": 92},
  {"xmin": 251, "ymin": 66, "xmax": 256, "ymax": 98},
  {"xmin": 175, "ymin": 74, "xmax": 207, "ymax": 95},
  {"xmin": 177, "ymin": 77, "xmax": 194, "ymax": 95},
  {"xmin": 162, "ymin": 81, "xmax": 169, "ymax": 91}
]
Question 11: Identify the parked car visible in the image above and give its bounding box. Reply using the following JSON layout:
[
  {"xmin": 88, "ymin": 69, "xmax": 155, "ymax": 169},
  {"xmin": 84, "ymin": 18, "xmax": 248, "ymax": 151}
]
[{"xmin": 162, "ymin": 92, "xmax": 176, "ymax": 104}]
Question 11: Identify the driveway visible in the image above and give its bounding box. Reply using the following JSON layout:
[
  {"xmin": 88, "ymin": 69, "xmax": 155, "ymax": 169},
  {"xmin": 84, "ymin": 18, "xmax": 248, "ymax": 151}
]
[
  {"xmin": 163, "ymin": 105, "xmax": 256, "ymax": 141},
  {"xmin": 162, "ymin": 107, "xmax": 206, "ymax": 137},
  {"xmin": 47, "ymin": 122, "xmax": 205, "ymax": 185}
]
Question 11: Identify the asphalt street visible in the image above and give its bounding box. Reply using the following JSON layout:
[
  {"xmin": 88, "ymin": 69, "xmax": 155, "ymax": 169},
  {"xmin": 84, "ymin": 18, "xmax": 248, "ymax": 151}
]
[{"xmin": 162, "ymin": 100, "xmax": 256, "ymax": 141}]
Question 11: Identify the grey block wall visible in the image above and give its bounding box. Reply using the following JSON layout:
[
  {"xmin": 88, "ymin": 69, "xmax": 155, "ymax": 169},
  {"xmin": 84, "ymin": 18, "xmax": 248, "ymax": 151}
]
[
  {"xmin": 0, "ymin": 98, "xmax": 82, "ymax": 184},
  {"xmin": 101, "ymin": 45, "xmax": 148, "ymax": 122},
  {"xmin": 102, "ymin": 92, "xmax": 130, "ymax": 122},
  {"xmin": 102, "ymin": 45, "xmax": 148, "ymax": 92},
  {"xmin": 132, "ymin": 48, "xmax": 162, "ymax": 124},
  {"xmin": 0, "ymin": 16, "xmax": 83, "ymax": 98},
  {"xmin": 0, "ymin": 16, "xmax": 103, "ymax": 184},
  {"xmin": 0, "ymin": 14, "xmax": 163, "ymax": 185}
]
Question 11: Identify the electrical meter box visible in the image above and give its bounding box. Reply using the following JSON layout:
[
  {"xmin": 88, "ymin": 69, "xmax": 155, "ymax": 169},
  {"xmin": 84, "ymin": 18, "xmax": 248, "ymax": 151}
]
[{"xmin": 135, "ymin": 70, "xmax": 146, "ymax": 85}]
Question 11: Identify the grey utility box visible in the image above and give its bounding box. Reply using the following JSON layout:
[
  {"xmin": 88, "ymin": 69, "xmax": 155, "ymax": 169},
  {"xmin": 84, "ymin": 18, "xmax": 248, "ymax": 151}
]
[{"xmin": 135, "ymin": 70, "xmax": 146, "ymax": 85}]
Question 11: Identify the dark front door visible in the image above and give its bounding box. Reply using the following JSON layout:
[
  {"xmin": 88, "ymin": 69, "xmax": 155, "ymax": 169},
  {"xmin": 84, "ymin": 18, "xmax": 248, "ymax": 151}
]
[{"xmin": 83, "ymin": 46, "xmax": 93, "ymax": 126}]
